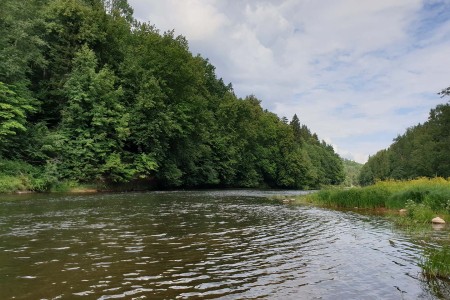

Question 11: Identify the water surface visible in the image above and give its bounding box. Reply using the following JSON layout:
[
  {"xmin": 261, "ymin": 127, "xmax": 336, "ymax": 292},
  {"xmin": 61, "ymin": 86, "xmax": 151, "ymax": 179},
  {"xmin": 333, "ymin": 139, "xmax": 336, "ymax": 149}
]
[{"xmin": 0, "ymin": 190, "xmax": 448, "ymax": 299}]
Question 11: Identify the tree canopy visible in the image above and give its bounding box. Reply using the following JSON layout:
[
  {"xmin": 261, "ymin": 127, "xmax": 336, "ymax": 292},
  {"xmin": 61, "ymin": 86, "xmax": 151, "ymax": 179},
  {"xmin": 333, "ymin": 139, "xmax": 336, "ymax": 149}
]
[{"xmin": 0, "ymin": 0, "xmax": 344, "ymax": 190}]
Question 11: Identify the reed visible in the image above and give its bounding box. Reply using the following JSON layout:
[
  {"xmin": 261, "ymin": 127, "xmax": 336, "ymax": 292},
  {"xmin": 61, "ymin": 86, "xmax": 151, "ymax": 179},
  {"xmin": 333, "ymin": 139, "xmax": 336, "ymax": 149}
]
[{"xmin": 305, "ymin": 178, "xmax": 450, "ymax": 211}]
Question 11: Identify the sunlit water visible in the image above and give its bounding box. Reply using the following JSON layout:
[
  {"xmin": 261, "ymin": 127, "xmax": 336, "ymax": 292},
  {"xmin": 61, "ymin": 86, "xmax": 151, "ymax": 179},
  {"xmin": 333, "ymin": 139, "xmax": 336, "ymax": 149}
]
[{"xmin": 0, "ymin": 190, "xmax": 448, "ymax": 299}]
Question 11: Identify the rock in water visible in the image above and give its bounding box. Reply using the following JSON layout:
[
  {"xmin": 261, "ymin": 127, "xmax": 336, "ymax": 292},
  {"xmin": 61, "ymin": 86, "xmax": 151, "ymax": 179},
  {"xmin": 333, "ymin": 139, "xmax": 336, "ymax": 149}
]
[{"xmin": 431, "ymin": 217, "xmax": 446, "ymax": 224}]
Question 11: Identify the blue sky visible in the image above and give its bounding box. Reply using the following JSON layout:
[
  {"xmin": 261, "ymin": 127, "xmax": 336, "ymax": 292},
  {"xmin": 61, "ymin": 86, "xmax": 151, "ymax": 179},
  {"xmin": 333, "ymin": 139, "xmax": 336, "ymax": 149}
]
[{"xmin": 129, "ymin": 0, "xmax": 450, "ymax": 163}]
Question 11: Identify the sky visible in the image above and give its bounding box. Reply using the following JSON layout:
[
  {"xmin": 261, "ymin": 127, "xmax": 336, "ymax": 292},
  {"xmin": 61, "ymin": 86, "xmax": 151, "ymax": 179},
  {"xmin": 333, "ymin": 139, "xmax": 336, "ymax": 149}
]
[{"xmin": 128, "ymin": 0, "xmax": 450, "ymax": 163}]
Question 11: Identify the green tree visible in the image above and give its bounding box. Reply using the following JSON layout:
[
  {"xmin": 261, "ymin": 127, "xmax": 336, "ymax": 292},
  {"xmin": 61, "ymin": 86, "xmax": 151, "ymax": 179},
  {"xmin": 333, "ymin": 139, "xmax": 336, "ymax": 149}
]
[
  {"xmin": 102, "ymin": 0, "xmax": 134, "ymax": 22},
  {"xmin": 0, "ymin": 0, "xmax": 347, "ymax": 191},
  {"xmin": 0, "ymin": 83, "xmax": 35, "ymax": 143},
  {"xmin": 60, "ymin": 45, "xmax": 130, "ymax": 182},
  {"xmin": 342, "ymin": 158, "xmax": 363, "ymax": 187},
  {"xmin": 290, "ymin": 114, "xmax": 302, "ymax": 143},
  {"xmin": 429, "ymin": 103, "xmax": 450, "ymax": 176},
  {"xmin": 0, "ymin": 0, "xmax": 46, "ymax": 86},
  {"xmin": 359, "ymin": 91, "xmax": 450, "ymax": 185},
  {"xmin": 34, "ymin": 0, "xmax": 108, "ymax": 125}
]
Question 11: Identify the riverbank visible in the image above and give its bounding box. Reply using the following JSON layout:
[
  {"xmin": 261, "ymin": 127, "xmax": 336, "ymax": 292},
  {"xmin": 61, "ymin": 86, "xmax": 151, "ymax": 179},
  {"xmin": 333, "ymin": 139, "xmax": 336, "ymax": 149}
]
[
  {"xmin": 293, "ymin": 177, "xmax": 450, "ymax": 280},
  {"xmin": 0, "ymin": 174, "xmax": 96, "ymax": 194},
  {"xmin": 0, "ymin": 169, "xmax": 157, "ymax": 194},
  {"xmin": 295, "ymin": 177, "xmax": 450, "ymax": 223}
]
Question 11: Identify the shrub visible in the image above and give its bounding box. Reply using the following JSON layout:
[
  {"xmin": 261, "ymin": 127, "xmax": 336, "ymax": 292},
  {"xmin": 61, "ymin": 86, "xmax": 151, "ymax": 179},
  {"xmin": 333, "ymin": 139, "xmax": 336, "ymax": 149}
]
[
  {"xmin": 404, "ymin": 200, "xmax": 435, "ymax": 224},
  {"xmin": 0, "ymin": 175, "xmax": 26, "ymax": 193},
  {"xmin": 0, "ymin": 159, "xmax": 65, "ymax": 192}
]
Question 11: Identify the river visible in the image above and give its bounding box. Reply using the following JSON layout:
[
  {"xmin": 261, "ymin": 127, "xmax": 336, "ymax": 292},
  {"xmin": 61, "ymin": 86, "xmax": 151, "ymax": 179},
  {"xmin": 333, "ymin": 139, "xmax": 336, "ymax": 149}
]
[{"xmin": 0, "ymin": 190, "xmax": 448, "ymax": 299}]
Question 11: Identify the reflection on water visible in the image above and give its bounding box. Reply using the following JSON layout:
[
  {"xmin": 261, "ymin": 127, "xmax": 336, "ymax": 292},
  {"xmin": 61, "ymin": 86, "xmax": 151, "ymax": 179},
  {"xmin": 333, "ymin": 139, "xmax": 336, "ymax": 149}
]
[{"xmin": 0, "ymin": 190, "xmax": 448, "ymax": 299}]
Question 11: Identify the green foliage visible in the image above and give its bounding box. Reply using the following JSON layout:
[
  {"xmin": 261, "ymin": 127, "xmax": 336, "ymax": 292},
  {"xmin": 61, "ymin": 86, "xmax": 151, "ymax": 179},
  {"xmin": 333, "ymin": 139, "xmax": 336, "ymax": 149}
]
[
  {"xmin": 402, "ymin": 199, "xmax": 435, "ymax": 224},
  {"xmin": 311, "ymin": 186, "xmax": 388, "ymax": 208},
  {"xmin": 421, "ymin": 246, "xmax": 450, "ymax": 279},
  {"xmin": 133, "ymin": 153, "xmax": 158, "ymax": 179},
  {"xmin": 36, "ymin": 0, "xmax": 109, "ymax": 123},
  {"xmin": 0, "ymin": 175, "xmax": 26, "ymax": 193},
  {"xmin": 0, "ymin": 0, "xmax": 46, "ymax": 84},
  {"xmin": 0, "ymin": 83, "xmax": 36, "ymax": 142},
  {"xmin": 59, "ymin": 44, "xmax": 130, "ymax": 182},
  {"xmin": 307, "ymin": 178, "xmax": 450, "ymax": 213},
  {"xmin": 386, "ymin": 188, "xmax": 430, "ymax": 209},
  {"xmin": 342, "ymin": 158, "xmax": 363, "ymax": 187},
  {"xmin": 305, "ymin": 143, "xmax": 345, "ymax": 186},
  {"xmin": 424, "ymin": 190, "xmax": 450, "ymax": 212},
  {"xmin": 277, "ymin": 148, "xmax": 317, "ymax": 189},
  {"xmin": 0, "ymin": 159, "xmax": 59, "ymax": 192},
  {"xmin": 0, "ymin": 0, "xmax": 345, "ymax": 191}
]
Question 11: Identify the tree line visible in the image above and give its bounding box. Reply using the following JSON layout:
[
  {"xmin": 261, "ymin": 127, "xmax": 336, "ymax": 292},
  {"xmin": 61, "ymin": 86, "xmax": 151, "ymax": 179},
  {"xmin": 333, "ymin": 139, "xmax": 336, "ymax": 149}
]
[
  {"xmin": 359, "ymin": 90, "xmax": 450, "ymax": 185},
  {"xmin": 0, "ymin": 0, "xmax": 344, "ymax": 190}
]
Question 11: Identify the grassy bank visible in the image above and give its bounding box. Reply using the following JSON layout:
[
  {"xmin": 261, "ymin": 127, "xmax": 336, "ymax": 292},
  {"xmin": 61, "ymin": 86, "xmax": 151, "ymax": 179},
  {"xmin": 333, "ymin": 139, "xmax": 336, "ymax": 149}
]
[
  {"xmin": 296, "ymin": 177, "xmax": 450, "ymax": 279},
  {"xmin": 0, "ymin": 173, "xmax": 152, "ymax": 194},
  {"xmin": 301, "ymin": 177, "xmax": 449, "ymax": 216},
  {"xmin": 297, "ymin": 177, "xmax": 450, "ymax": 231}
]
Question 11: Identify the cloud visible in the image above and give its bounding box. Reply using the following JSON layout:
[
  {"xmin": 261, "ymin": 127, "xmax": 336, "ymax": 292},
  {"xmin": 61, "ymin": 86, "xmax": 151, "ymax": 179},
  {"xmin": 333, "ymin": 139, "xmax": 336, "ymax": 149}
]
[
  {"xmin": 130, "ymin": 0, "xmax": 228, "ymax": 40},
  {"xmin": 129, "ymin": 0, "xmax": 450, "ymax": 163}
]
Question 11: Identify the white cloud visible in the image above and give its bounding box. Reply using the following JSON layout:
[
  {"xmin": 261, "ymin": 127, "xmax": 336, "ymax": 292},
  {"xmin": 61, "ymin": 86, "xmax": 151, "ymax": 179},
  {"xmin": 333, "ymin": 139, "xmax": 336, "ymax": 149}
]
[
  {"xmin": 129, "ymin": 0, "xmax": 450, "ymax": 163},
  {"xmin": 131, "ymin": 0, "xmax": 228, "ymax": 40}
]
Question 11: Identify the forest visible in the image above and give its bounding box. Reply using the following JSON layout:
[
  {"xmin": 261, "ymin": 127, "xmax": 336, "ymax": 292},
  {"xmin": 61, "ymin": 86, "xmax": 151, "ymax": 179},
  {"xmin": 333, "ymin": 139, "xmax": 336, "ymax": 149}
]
[
  {"xmin": 359, "ymin": 91, "xmax": 450, "ymax": 185},
  {"xmin": 0, "ymin": 0, "xmax": 345, "ymax": 192}
]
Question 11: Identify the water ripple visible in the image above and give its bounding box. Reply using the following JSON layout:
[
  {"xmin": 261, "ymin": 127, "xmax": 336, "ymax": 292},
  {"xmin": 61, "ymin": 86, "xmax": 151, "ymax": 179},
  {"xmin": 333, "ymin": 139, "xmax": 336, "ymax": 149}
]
[{"xmin": 0, "ymin": 190, "xmax": 448, "ymax": 299}]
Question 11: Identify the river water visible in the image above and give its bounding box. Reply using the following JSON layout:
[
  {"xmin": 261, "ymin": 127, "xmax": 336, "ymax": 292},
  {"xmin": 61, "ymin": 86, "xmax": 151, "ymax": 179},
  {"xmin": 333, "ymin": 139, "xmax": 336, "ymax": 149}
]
[{"xmin": 0, "ymin": 190, "xmax": 448, "ymax": 299}]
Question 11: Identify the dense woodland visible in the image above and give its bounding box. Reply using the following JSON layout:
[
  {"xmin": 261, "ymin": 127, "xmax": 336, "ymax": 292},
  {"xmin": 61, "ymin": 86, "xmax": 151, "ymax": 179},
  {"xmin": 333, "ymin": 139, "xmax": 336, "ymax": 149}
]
[
  {"xmin": 0, "ymin": 0, "xmax": 345, "ymax": 191},
  {"xmin": 359, "ymin": 92, "xmax": 450, "ymax": 185},
  {"xmin": 342, "ymin": 159, "xmax": 362, "ymax": 187}
]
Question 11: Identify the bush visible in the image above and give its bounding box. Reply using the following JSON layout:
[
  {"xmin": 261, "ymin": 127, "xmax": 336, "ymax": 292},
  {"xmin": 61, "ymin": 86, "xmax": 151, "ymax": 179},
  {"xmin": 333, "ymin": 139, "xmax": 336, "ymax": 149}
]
[
  {"xmin": 0, "ymin": 159, "xmax": 65, "ymax": 192},
  {"xmin": 0, "ymin": 159, "xmax": 38, "ymax": 176},
  {"xmin": 0, "ymin": 175, "xmax": 26, "ymax": 193},
  {"xmin": 404, "ymin": 199, "xmax": 435, "ymax": 224}
]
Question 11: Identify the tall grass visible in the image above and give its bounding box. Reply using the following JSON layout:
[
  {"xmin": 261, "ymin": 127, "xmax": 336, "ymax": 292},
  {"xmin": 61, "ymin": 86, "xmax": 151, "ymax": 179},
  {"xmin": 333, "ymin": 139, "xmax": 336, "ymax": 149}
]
[
  {"xmin": 314, "ymin": 186, "xmax": 389, "ymax": 208},
  {"xmin": 307, "ymin": 178, "xmax": 450, "ymax": 211},
  {"xmin": 302, "ymin": 178, "xmax": 450, "ymax": 228},
  {"xmin": 421, "ymin": 246, "xmax": 450, "ymax": 279}
]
